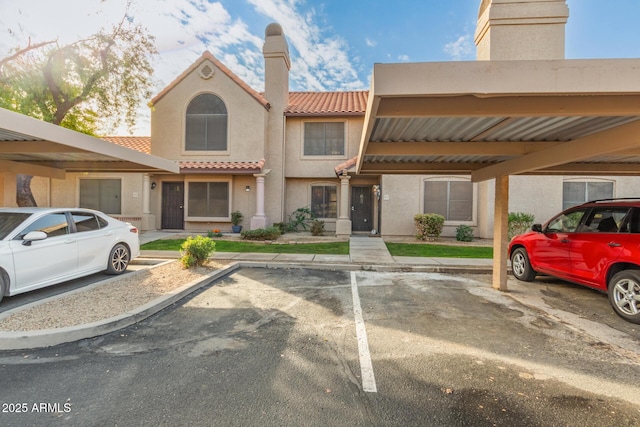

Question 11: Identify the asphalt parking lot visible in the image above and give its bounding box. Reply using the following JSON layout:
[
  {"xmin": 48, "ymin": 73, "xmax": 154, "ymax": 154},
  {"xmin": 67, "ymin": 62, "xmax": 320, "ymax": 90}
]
[{"xmin": 0, "ymin": 267, "xmax": 639, "ymax": 426}]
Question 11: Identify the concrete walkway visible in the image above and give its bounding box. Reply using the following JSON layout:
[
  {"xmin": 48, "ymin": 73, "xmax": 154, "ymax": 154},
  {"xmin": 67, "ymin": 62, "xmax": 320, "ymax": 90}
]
[{"xmin": 139, "ymin": 232, "xmax": 494, "ymax": 271}]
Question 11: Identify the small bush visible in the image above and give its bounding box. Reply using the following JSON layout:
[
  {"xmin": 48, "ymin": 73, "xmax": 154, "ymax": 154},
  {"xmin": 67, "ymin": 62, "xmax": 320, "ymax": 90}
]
[
  {"xmin": 207, "ymin": 229, "xmax": 222, "ymax": 238},
  {"xmin": 241, "ymin": 226, "xmax": 282, "ymax": 241},
  {"xmin": 180, "ymin": 235, "xmax": 216, "ymax": 268},
  {"xmin": 272, "ymin": 222, "xmax": 287, "ymax": 234},
  {"xmin": 414, "ymin": 213, "xmax": 445, "ymax": 240},
  {"xmin": 310, "ymin": 220, "xmax": 325, "ymax": 236},
  {"xmin": 455, "ymin": 224, "xmax": 474, "ymax": 242},
  {"xmin": 508, "ymin": 212, "xmax": 535, "ymax": 239},
  {"xmin": 286, "ymin": 207, "xmax": 317, "ymax": 231}
]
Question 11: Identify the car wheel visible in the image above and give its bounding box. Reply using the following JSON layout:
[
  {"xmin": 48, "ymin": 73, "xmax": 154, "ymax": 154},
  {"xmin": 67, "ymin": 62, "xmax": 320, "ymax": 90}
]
[
  {"xmin": 511, "ymin": 247, "xmax": 536, "ymax": 282},
  {"xmin": 106, "ymin": 243, "xmax": 130, "ymax": 275},
  {"xmin": 0, "ymin": 272, "xmax": 6, "ymax": 304},
  {"xmin": 608, "ymin": 270, "xmax": 640, "ymax": 324}
]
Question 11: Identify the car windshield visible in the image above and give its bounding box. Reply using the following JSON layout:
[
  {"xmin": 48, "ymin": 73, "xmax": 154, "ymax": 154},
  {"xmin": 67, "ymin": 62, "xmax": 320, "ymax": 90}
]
[{"xmin": 0, "ymin": 212, "xmax": 32, "ymax": 240}]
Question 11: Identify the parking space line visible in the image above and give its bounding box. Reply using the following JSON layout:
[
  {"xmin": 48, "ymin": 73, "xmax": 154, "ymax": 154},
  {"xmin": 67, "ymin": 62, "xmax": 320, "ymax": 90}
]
[{"xmin": 350, "ymin": 271, "xmax": 377, "ymax": 393}]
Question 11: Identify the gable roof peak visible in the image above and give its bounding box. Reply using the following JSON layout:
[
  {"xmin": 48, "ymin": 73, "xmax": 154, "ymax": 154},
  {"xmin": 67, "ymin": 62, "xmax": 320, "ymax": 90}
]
[{"xmin": 150, "ymin": 51, "xmax": 269, "ymax": 109}]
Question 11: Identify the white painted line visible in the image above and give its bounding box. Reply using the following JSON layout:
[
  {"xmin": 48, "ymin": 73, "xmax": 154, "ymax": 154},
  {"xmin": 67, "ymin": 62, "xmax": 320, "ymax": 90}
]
[{"xmin": 350, "ymin": 271, "xmax": 377, "ymax": 393}]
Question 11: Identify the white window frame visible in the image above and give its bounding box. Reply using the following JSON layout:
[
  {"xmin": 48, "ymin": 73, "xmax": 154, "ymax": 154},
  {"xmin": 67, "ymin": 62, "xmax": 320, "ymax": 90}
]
[
  {"xmin": 184, "ymin": 179, "xmax": 233, "ymax": 222},
  {"xmin": 421, "ymin": 176, "xmax": 477, "ymax": 226},
  {"xmin": 562, "ymin": 178, "xmax": 615, "ymax": 210},
  {"xmin": 301, "ymin": 120, "xmax": 347, "ymax": 159},
  {"xmin": 182, "ymin": 92, "xmax": 230, "ymax": 156}
]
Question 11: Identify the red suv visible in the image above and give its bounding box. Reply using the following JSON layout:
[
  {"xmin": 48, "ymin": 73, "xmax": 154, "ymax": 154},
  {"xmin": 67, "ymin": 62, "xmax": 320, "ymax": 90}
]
[{"xmin": 509, "ymin": 199, "xmax": 640, "ymax": 324}]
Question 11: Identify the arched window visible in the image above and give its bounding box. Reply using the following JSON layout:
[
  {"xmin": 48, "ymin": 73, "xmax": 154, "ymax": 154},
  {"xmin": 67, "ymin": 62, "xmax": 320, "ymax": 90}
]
[{"xmin": 185, "ymin": 94, "xmax": 227, "ymax": 151}]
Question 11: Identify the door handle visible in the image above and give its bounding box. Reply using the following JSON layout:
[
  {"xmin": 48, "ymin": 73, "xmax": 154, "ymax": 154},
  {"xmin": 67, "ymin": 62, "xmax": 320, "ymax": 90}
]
[
  {"xmin": 560, "ymin": 238, "xmax": 570, "ymax": 243},
  {"xmin": 608, "ymin": 242, "xmax": 622, "ymax": 247}
]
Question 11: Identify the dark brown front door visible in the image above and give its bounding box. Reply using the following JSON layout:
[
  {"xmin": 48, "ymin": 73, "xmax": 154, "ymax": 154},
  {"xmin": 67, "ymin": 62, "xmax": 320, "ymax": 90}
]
[
  {"xmin": 351, "ymin": 186, "xmax": 373, "ymax": 232},
  {"xmin": 162, "ymin": 182, "xmax": 184, "ymax": 229}
]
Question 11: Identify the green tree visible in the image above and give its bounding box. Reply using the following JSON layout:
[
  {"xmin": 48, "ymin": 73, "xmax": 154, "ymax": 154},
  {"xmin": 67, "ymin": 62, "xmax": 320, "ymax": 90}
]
[{"xmin": 0, "ymin": 6, "xmax": 156, "ymax": 206}]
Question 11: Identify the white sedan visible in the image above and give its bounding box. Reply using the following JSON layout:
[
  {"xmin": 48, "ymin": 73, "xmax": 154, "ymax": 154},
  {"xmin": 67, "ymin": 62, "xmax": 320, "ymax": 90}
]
[{"xmin": 0, "ymin": 208, "xmax": 140, "ymax": 302}]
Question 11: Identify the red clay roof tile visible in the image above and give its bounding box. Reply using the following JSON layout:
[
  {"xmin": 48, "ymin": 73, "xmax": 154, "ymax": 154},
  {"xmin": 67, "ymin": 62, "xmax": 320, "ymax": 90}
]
[
  {"xmin": 102, "ymin": 136, "xmax": 151, "ymax": 154},
  {"xmin": 286, "ymin": 91, "xmax": 368, "ymax": 116},
  {"xmin": 179, "ymin": 159, "xmax": 265, "ymax": 174}
]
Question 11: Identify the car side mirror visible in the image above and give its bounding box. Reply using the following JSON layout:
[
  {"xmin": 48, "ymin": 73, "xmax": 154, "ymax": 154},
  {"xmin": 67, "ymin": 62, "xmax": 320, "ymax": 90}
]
[
  {"xmin": 21, "ymin": 231, "xmax": 47, "ymax": 246},
  {"xmin": 531, "ymin": 224, "xmax": 543, "ymax": 233}
]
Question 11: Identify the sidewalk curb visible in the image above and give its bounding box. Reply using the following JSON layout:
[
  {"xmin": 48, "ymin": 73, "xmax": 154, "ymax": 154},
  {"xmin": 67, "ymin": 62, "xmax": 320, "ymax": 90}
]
[{"xmin": 0, "ymin": 263, "xmax": 240, "ymax": 351}]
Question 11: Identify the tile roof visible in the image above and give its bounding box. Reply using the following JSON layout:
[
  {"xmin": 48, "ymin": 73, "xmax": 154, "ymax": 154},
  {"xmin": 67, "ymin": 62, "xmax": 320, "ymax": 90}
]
[
  {"xmin": 102, "ymin": 136, "xmax": 151, "ymax": 154},
  {"xmin": 334, "ymin": 156, "xmax": 359, "ymax": 176},
  {"xmin": 151, "ymin": 51, "xmax": 269, "ymax": 109},
  {"xmin": 286, "ymin": 91, "xmax": 368, "ymax": 116},
  {"xmin": 180, "ymin": 159, "xmax": 265, "ymax": 174}
]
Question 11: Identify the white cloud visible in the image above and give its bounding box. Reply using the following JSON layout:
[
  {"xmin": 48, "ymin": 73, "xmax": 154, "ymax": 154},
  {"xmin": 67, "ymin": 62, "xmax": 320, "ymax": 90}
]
[
  {"xmin": 365, "ymin": 38, "xmax": 377, "ymax": 47},
  {"xmin": 444, "ymin": 35, "xmax": 475, "ymax": 61},
  {"xmin": 397, "ymin": 54, "xmax": 410, "ymax": 62},
  {"xmin": 246, "ymin": 0, "xmax": 363, "ymax": 91}
]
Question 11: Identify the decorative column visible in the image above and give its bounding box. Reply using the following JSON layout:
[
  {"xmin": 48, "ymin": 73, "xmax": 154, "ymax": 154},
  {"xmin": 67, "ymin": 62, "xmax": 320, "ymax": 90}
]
[
  {"xmin": 142, "ymin": 174, "xmax": 151, "ymax": 214},
  {"xmin": 335, "ymin": 174, "xmax": 352, "ymax": 237},
  {"xmin": 250, "ymin": 173, "xmax": 268, "ymax": 230},
  {"xmin": 140, "ymin": 174, "xmax": 156, "ymax": 231}
]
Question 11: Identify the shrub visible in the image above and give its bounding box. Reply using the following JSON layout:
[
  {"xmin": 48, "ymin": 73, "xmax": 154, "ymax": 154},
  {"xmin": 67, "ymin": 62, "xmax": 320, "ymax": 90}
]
[
  {"xmin": 180, "ymin": 235, "xmax": 216, "ymax": 268},
  {"xmin": 508, "ymin": 212, "xmax": 535, "ymax": 239},
  {"xmin": 455, "ymin": 224, "xmax": 474, "ymax": 242},
  {"xmin": 310, "ymin": 220, "xmax": 325, "ymax": 236},
  {"xmin": 286, "ymin": 207, "xmax": 317, "ymax": 231},
  {"xmin": 414, "ymin": 213, "xmax": 445, "ymax": 240},
  {"xmin": 272, "ymin": 222, "xmax": 287, "ymax": 234},
  {"xmin": 207, "ymin": 229, "xmax": 222, "ymax": 238},
  {"xmin": 241, "ymin": 226, "xmax": 282, "ymax": 241}
]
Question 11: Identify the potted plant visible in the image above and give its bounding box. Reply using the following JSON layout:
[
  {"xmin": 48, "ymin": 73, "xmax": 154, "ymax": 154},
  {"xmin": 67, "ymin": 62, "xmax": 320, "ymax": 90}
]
[{"xmin": 231, "ymin": 210, "xmax": 243, "ymax": 233}]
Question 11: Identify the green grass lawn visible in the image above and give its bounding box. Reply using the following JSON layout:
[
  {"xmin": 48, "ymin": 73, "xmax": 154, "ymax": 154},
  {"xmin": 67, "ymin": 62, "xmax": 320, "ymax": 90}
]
[
  {"xmin": 142, "ymin": 238, "xmax": 493, "ymax": 258},
  {"xmin": 141, "ymin": 239, "xmax": 349, "ymax": 255},
  {"xmin": 385, "ymin": 242, "xmax": 493, "ymax": 258}
]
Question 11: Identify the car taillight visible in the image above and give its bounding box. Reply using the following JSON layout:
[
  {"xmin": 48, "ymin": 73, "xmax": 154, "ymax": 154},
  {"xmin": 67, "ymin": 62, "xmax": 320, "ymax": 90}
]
[{"xmin": 129, "ymin": 227, "xmax": 138, "ymax": 234}]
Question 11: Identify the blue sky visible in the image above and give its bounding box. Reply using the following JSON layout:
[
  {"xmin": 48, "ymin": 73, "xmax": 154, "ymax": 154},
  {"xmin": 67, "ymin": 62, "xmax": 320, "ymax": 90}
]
[{"xmin": 1, "ymin": 0, "xmax": 639, "ymax": 134}]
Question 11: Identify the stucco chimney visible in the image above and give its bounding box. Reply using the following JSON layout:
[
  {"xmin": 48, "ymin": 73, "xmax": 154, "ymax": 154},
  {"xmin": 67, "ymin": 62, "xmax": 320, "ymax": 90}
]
[
  {"xmin": 263, "ymin": 23, "xmax": 290, "ymax": 110},
  {"xmin": 260, "ymin": 23, "xmax": 291, "ymax": 225},
  {"xmin": 475, "ymin": 0, "xmax": 570, "ymax": 60}
]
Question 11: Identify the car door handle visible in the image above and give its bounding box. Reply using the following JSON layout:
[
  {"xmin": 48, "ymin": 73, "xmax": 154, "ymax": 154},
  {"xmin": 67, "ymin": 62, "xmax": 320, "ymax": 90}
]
[
  {"xmin": 64, "ymin": 239, "xmax": 76, "ymax": 244},
  {"xmin": 608, "ymin": 242, "xmax": 622, "ymax": 247},
  {"xmin": 560, "ymin": 239, "xmax": 570, "ymax": 243}
]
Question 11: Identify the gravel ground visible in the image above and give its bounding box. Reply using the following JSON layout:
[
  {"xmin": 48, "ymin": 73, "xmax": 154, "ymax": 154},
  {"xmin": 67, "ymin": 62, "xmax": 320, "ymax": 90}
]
[{"xmin": 0, "ymin": 260, "xmax": 227, "ymax": 332}]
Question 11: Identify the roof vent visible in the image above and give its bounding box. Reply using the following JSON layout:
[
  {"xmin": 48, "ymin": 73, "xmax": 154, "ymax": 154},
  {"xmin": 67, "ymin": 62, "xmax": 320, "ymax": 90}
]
[{"xmin": 199, "ymin": 64, "xmax": 214, "ymax": 80}]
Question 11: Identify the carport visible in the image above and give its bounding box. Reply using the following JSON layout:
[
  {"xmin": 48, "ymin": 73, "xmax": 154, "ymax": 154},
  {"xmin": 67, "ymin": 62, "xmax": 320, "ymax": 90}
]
[
  {"xmin": 356, "ymin": 59, "xmax": 640, "ymax": 290},
  {"xmin": 0, "ymin": 107, "xmax": 179, "ymax": 206}
]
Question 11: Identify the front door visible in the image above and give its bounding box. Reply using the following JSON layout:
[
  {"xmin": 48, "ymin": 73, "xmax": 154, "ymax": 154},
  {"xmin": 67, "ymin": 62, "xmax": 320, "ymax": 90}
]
[
  {"xmin": 351, "ymin": 186, "xmax": 372, "ymax": 232},
  {"xmin": 162, "ymin": 182, "xmax": 184, "ymax": 229}
]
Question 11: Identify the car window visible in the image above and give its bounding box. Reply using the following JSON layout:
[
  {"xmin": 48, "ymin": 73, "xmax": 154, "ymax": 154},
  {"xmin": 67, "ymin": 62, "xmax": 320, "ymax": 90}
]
[
  {"xmin": 17, "ymin": 213, "xmax": 70, "ymax": 239},
  {"xmin": 0, "ymin": 212, "xmax": 31, "ymax": 240},
  {"xmin": 580, "ymin": 207, "xmax": 630, "ymax": 233},
  {"xmin": 626, "ymin": 208, "xmax": 640, "ymax": 234},
  {"xmin": 546, "ymin": 208, "xmax": 588, "ymax": 233},
  {"xmin": 71, "ymin": 212, "xmax": 101, "ymax": 232}
]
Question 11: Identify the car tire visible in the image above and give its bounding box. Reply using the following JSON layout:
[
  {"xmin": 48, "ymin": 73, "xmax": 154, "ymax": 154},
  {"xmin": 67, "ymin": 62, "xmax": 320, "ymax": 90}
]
[
  {"xmin": 106, "ymin": 243, "xmax": 130, "ymax": 275},
  {"xmin": 0, "ymin": 272, "xmax": 6, "ymax": 304},
  {"xmin": 511, "ymin": 247, "xmax": 536, "ymax": 282},
  {"xmin": 608, "ymin": 270, "xmax": 640, "ymax": 324}
]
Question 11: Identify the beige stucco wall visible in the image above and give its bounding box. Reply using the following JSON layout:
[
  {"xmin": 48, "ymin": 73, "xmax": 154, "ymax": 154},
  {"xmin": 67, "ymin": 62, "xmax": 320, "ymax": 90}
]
[
  {"xmin": 150, "ymin": 59, "xmax": 268, "ymax": 163},
  {"xmin": 149, "ymin": 173, "xmax": 257, "ymax": 232},
  {"xmin": 284, "ymin": 178, "xmax": 342, "ymax": 232},
  {"xmin": 284, "ymin": 116, "xmax": 363, "ymax": 178}
]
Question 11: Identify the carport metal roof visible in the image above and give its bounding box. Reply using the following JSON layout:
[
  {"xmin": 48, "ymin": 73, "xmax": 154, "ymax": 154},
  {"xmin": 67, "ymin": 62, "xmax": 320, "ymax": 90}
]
[
  {"xmin": 0, "ymin": 108, "xmax": 179, "ymax": 179},
  {"xmin": 357, "ymin": 59, "xmax": 640, "ymax": 181}
]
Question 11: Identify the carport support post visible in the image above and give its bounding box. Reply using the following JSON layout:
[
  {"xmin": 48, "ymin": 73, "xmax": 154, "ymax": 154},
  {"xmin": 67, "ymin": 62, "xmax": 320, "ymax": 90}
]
[{"xmin": 492, "ymin": 176, "xmax": 509, "ymax": 291}]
